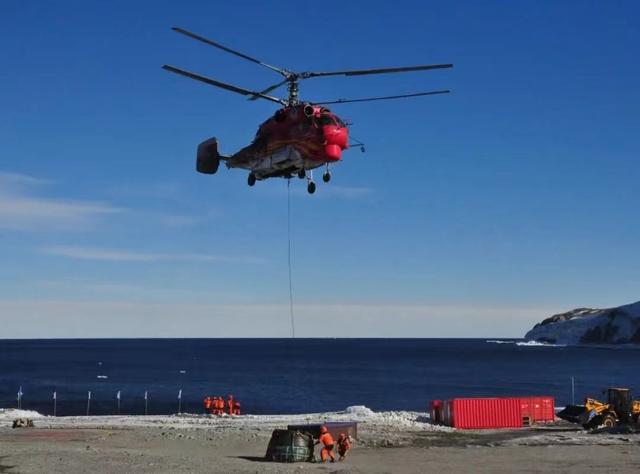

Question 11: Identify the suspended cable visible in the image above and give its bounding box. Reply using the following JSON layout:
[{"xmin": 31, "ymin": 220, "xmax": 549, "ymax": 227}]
[{"xmin": 287, "ymin": 179, "xmax": 296, "ymax": 338}]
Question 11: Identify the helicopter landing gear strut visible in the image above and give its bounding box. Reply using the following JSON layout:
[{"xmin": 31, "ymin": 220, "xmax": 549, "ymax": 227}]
[
  {"xmin": 248, "ymin": 172, "xmax": 256, "ymax": 187},
  {"xmin": 306, "ymin": 170, "xmax": 316, "ymax": 194},
  {"xmin": 322, "ymin": 164, "xmax": 331, "ymax": 183}
]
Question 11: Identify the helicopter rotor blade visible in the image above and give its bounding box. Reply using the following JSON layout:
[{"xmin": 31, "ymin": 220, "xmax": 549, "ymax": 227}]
[
  {"xmin": 311, "ymin": 89, "xmax": 451, "ymax": 105},
  {"xmin": 171, "ymin": 27, "xmax": 289, "ymax": 77},
  {"xmin": 303, "ymin": 63, "xmax": 453, "ymax": 78},
  {"xmin": 162, "ymin": 65, "xmax": 286, "ymax": 105},
  {"xmin": 248, "ymin": 78, "xmax": 289, "ymax": 101}
]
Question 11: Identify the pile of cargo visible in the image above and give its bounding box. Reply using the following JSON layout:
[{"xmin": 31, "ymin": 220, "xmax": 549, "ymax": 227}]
[
  {"xmin": 264, "ymin": 421, "xmax": 358, "ymax": 463},
  {"xmin": 430, "ymin": 397, "xmax": 555, "ymax": 429}
]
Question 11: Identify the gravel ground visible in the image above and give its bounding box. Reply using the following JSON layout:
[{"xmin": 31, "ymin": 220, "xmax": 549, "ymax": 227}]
[{"xmin": 1, "ymin": 409, "xmax": 640, "ymax": 473}]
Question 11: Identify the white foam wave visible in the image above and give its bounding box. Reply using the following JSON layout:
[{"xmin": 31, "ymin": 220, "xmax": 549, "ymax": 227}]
[
  {"xmin": 486, "ymin": 339, "xmax": 566, "ymax": 347},
  {"xmin": 515, "ymin": 340, "xmax": 566, "ymax": 347}
]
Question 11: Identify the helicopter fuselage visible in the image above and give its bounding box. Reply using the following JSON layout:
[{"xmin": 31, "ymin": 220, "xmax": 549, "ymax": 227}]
[{"xmin": 223, "ymin": 103, "xmax": 349, "ymax": 179}]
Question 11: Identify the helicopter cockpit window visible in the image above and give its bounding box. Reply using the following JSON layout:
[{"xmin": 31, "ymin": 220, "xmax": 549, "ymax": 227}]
[{"xmin": 334, "ymin": 116, "xmax": 345, "ymax": 127}]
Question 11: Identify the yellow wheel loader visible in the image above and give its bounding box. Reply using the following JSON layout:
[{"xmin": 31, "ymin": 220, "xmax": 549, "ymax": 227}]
[{"xmin": 558, "ymin": 388, "xmax": 640, "ymax": 430}]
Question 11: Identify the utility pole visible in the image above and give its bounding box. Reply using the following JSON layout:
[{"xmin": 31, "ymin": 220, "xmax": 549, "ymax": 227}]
[{"xmin": 571, "ymin": 376, "xmax": 576, "ymax": 405}]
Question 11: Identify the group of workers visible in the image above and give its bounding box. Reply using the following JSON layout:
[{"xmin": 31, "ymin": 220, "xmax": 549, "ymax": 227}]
[
  {"xmin": 316, "ymin": 426, "xmax": 351, "ymax": 462},
  {"xmin": 202, "ymin": 396, "xmax": 352, "ymax": 462},
  {"xmin": 203, "ymin": 394, "xmax": 241, "ymax": 416}
]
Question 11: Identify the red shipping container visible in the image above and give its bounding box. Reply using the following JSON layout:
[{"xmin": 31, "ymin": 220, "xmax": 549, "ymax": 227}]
[
  {"xmin": 519, "ymin": 397, "xmax": 555, "ymax": 423},
  {"xmin": 441, "ymin": 398, "xmax": 523, "ymax": 429}
]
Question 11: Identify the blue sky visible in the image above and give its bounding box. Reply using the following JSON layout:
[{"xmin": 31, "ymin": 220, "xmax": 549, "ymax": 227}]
[{"xmin": 1, "ymin": 0, "xmax": 638, "ymax": 337}]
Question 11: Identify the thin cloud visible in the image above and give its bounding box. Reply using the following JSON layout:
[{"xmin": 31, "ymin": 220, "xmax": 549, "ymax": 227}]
[
  {"xmin": 107, "ymin": 181, "xmax": 218, "ymax": 227},
  {"xmin": 0, "ymin": 170, "xmax": 207, "ymax": 231},
  {"xmin": 0, "ymin": 171, "xmax": 122, "ymax": 231},
  {"xmin": 0, "ymin": 300, "xmax": 555, "ymax": 338},
  {"xmin": 135, "ymin": 211, "xmax": 206, "ymax": 228},
  {"xmin": 155, "ymin": 214, "xmax": 201, "ymax": 227},
  {"xmin": 0, "ymin": 193, "xmax": 121, "ymax": 231},
  {"xmin": 107, "ymin": 182, "xmax": 184, "ymax": 200},
  {"xmin": 35, "ymin": 278, "xmax": 240, "ymax": 302},
  {"xmin": 41, "ymin": 245, "xmax": 267, "ymax": 264},
  {"xmin": 0, "ymin": 171, "xmax": 48, "ymax": 189}
]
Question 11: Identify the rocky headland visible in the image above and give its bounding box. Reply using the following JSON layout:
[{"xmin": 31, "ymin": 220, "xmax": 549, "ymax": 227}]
[{"xmin": 525, "ymin": 301, "xmax": 640, "ymax": 345}]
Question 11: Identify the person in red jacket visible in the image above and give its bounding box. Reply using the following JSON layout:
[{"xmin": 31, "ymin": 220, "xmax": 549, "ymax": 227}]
[
  {"xmin": 203, "ymin": 396, "xmax": 212, "ymax": 414},
  {"xmin": 337, "ymin": 433, "xmax": 351, "ymax": 461},
  {"xmin": 226, "ymin": 395, "xmax": 235, "ymax": 415},
  {"xmin": 215, "ymin": 397, "xmax": 224, "ymax": 415},
  {"xmin": 232, "ymin": 399, "xmax": 241, "ymax": 415},
  {"xmin": 316, "ymin": 426, "xmax": 335, "ymax": 463}
]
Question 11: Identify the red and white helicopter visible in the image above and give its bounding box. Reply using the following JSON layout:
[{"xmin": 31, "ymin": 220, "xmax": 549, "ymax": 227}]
[{"xmin": 163, "ymin": 27, "xmax": 452, "ymax": 194}]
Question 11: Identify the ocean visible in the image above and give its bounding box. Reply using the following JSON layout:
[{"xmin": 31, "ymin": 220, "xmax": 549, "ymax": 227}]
[{"xmin": 1, "ymin": 339, "xmax": 638, "ymax": 416}]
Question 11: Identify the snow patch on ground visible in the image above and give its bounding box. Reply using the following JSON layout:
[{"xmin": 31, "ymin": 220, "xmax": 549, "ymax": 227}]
[
  {"xmin": 0, "ymin": 408, "xmax": 46, "ymax": 420},
  {"xmin": 11, "ymin": 406, "xmax": 453, "ymax": 433},
  {"xmin": 345, "ymin": 405, "xmax": 375, "ymax": 417}
]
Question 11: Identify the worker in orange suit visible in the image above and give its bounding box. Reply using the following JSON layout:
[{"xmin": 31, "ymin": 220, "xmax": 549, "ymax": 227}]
[
  {"xmin": 315, "ymin": 426, "xmax": 336, "ymax": 463},
  {"xmin": 227, "ymin": 395, "xmax": 234, "ymax": 415},
  {"xmin": 232, "ymin": 398, "xmax": 241, "ymax": 415},
  {"xmin": 203, "ymin": 396, "xmax": 212, "ymax": 414},
  {"xmin": 215, "ymin": 397, "xmax": 224, "ymax": 415},
  {"xmin": 337, "ymin": 433, "xmax": 351, "ymax": 461}
]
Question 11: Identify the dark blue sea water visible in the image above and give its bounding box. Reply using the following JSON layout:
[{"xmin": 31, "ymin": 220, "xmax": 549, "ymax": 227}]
[{"xmin": 1, "ymin": 339, "xmax": 638, "ymax": 416}]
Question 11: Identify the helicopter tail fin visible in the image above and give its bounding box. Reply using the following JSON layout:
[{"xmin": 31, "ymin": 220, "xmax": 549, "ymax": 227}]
[{"xmin": 196, "ymin": 137, "xmax": 228, "ymax": 174}]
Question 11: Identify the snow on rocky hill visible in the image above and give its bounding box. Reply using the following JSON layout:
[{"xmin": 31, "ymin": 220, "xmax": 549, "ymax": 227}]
[{"xmin": 524, "ymin": 301, "xmax": 640, "ymax": 345}]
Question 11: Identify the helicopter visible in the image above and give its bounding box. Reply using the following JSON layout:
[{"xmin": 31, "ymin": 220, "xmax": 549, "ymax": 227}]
[{"xmin": 163, "ymin": 27, "xmax": 452, "ymax": 194}]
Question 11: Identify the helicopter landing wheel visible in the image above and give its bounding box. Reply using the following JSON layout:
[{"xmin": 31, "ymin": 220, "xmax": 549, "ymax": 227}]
[
  {"xmin": 247, "ymin": 172, "xmax": 256, "ymax": 187},
  {"xmin": 307, "ymin": 181, "xmax": 316, "ymax": 194},
  {"xmin": 322, "ymin": 171, "xmax": 331, "ymax": 183},
  {"xmin": 297, "ymin": 169, "xmax": 306, "ymax": 179}
]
